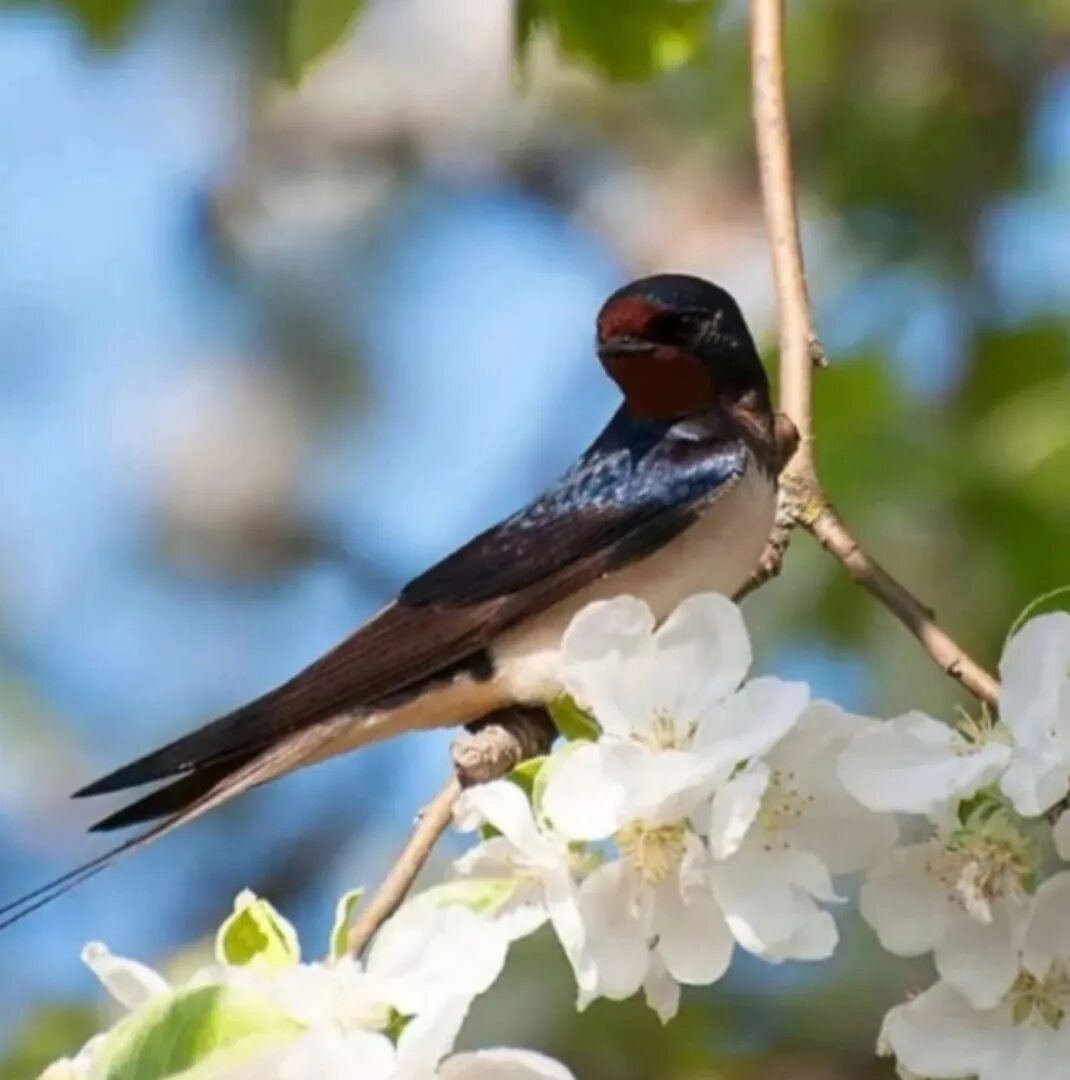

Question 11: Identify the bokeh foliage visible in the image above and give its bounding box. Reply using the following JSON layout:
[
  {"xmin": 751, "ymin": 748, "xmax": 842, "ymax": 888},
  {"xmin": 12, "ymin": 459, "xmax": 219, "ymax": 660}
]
[{"xmin": 2, "ymin": 0, "xmax": 1068, "ymax": 1077}]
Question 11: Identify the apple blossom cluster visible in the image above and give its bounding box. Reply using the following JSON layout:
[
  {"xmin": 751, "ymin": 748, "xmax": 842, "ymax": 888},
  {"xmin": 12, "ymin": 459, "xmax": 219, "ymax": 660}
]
[
  {"xmin": 40, "ymin": 594, "xmax": 1070, "ymax": 1080},
  {"xmin": 42, "ymin": 889, "xmax": 574, "ymax": 1080},
  {"xmin": 843, "ymin": 609, "xmax": 1070, "ymax": 1079}
]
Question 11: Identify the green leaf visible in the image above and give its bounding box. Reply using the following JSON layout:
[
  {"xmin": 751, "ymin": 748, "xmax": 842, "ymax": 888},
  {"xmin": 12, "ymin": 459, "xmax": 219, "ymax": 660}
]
[
  {"xmin": 955, "ymin": 786, "xmax": 1008, "ymax": 829},
  {"xmin": 507, "ymin": 755, "xmax": 548, "ymax": 798},
  {"xmin": 88, "ymin": 986, "xmax": 302, "ymax": 1080},
  {"xmin": 52, "ymin": 0, "xmax": 145, "ymax": 45},
  {"xmin": 328, "ymin": 888, "xmax": 364, "ymax": 960},
  {"xmin": 282, "ymin": 0, "xmax": 367, "ymax": 84},
  {"xmin": 3, "ymin": 1003, "xmax": 98, "ymax": 1080},
  {"xmin": 518, "ymin": 0, "xmax": 717, "ymax": 82},
  {"xmin": 548, "ymin": 696, "xmax": 599, "ymax": 742},
  {"xmin": 215, "ymin": 891, "xmax": 300, "ymax": 969}
]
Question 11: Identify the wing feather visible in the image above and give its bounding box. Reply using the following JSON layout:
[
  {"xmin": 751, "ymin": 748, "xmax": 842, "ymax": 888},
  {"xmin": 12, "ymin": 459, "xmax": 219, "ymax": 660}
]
[{"xmin": 76, "ymin": 413, "xmax": 746, "ymax": 798}]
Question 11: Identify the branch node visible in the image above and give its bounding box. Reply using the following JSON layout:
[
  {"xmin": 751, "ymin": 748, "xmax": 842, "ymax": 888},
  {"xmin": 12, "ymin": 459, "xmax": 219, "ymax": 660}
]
[
  {"xmin": 451, "ymin": 707, "xmax": 556, "ymax": 786},
  {"xmin": 808, "ymin": 334, "xmax": 828, "ymax": 369}
]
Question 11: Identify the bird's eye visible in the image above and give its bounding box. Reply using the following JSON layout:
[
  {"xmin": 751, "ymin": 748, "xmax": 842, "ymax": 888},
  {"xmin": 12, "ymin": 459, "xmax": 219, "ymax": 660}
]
[
  {"xmin": 674, "ymin": 313, "xmax": 704, "ymax": 337},
  {"xmin": 643, "ymin": 313, "xmax": 703, "ymax": 345}
]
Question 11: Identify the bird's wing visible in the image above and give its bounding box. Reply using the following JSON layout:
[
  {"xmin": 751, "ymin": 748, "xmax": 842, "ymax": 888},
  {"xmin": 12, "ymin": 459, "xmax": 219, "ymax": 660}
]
[
  {"xmin": 0, "ymin": 426, "xmax": 751, "ymax": 930},
  {"xmin": 76, "ymin": 425, "xmax": 748, "ymax": 798},
  {"xmin": 400, "ymin": 418, "xmax": 746, "ymax": 604}
]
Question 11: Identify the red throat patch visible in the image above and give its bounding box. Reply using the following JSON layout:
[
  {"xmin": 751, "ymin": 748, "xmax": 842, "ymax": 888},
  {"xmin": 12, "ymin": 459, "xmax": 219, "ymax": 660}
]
[{"xmin": 602, "ymin": 346, "xmax": 718, "ymax": 421}]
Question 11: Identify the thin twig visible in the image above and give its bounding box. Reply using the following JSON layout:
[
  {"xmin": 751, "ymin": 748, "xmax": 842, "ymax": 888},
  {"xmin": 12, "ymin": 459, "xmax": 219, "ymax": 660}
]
[
  {"xmin": 345, "ymin": 708, "xmax": 556, "ymax": 957},
  {"xmin": 747, "ymin": 0, "xmax": 1000, "ymax": 708},
  {"xmin": 807, "ymin": 502, "xmax": 1001, "ymax": 705},
  {"xmin": 346, "ymin": 775, "xmax": 462, "ymax": 957}
]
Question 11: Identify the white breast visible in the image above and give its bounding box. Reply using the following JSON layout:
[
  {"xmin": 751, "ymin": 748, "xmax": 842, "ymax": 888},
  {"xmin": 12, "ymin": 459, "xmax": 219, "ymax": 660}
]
[{"xmin": 492, "ymin": 463, "xmax": 777, "ymax": 701}]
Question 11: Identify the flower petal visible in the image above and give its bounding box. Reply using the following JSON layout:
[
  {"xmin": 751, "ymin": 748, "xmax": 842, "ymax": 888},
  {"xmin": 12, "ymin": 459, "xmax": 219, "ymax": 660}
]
[
  {"xmin": 642, "ymin": 953, "xmax": 680, "ymax": 1024},
  {"xmin": 999, "ymin": 612, "xmax": 1070, "ymax": 758},
  {"xmin": 652, "ymin": 878, "xmax": 734, "ymax": 986},
  {"xmin": 935, "ymin": 903, "xmax": 1019, "ymax": 1008},
  {"xmin": 1000, "ymin": 750, "xmax": 1070, "ymax": 817},
  {"xmin": 394, "ymin": 998, "xmax": 471, "ymax": 1079},
  {"xmin": 711, "ymin": 844, "xmax": 828, "ymax": 958},
  {"xmin": 542, "ymin": 743, "xmax": 628, "ymax": 841},
  {"xmin": 543, "ymin": 866, "xmax": 595, "ymax": 995},
  {"xmin": 576, "ymin": 860, "xmax": 649, "ymax": 1006},
  {"xmin": 765, "ymin": 702, "xmax": 899, "ymax": 873},
  {"xmin": 780, "ymin": 848, "xmax": 840, "ymax": 903},
  {"xmin": 880, "ymin": 980, "xmax": 1000, "ymax": 1079},
  {"xmin": 262, "ymin": 1029, "xmax": 397, "ymax": 1080},
  {"xmin": 455, "ymin": 781, "xmax": 558, "ymax": 867},
  {"xmin": 1022, "ymin": 871, "xmax": 1070, "ymax": 980},
  {"xmin": 608, "ymin": 742, "xmax": 721, "ymax": 827},
  {"xmin": 859, "ymin": 845, "xmax": 947, "ymax": 956},
  {"xmin": 368, "ymin": 905, "xmax": 507, "ymax": 1015},
  {"xmin": 494, "ymin": 897, "xmax": 550, "ymax": 942},
  {"xmin": 838, "ymin": 711, "xmax": 1010, "ymax": 815},
  {"xmin": 692, "ymin": 677, "xmax": 809, "ymax": 773},
  {"xmin": 453, "ymin": 836, "xmax": 529, "ymax": 880},
  {"xmin": 987, "ymin": 1025, "xmax": 1070, "ymax": 1080},
  {"xmin": 768, "ymin": 908, "xmax": 838, "ymax": 962},
  {"xmin": 80, "ymin": 942, "xmax": 169, "ymax": 1011},
  {"xmin": 651, "ymin": 593, "xmax": 752, "ymax": 712},
  {"xmin": 707, "ymin": 762, "xmax": 769, "ymax": 859},
  {"xmin": 560, "ymin": 597, "xmax": 656, "ymax": 738}
]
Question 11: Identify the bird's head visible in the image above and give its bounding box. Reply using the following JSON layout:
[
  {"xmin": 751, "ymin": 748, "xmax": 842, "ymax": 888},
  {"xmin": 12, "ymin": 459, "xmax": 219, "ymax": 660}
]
[{"xmin": 596, "ymin": 274, "xmax": 770, "ymax": 422}]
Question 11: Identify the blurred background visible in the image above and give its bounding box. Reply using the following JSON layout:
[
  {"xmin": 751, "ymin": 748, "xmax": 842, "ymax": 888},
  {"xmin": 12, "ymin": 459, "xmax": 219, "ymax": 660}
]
[{"xmin": 0, "ymin": 0, "xmax": 1067, "ymax": 1075}]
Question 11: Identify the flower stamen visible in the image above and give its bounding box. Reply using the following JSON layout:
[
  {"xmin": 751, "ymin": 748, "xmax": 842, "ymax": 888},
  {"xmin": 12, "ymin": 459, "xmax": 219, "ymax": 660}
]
[
  {"xmin": 1007, "ymin": 961, "xmax": 1070, "ymax": 1030},
  {"xmin": 757, "ymin": 768, "xmax": 814, "ymax": 836},
  {"xmin": 926, "ymin": 816, "xmax": 1038, "ymax": 922},
  {"xmin": 636, "ymin": 710, "xmax": 696, "ymax": 751},
  {"xmin": 617, "ymin": 822, "xmax": 687, "ymax": 884}
]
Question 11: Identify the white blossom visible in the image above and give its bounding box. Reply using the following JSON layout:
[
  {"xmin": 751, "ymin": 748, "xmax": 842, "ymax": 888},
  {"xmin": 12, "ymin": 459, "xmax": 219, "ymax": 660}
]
[
  {"xmin": 51, "ymin": 893, "xmax": 520, "ymax": 1080},
  {"xmin": 839, "ymin": 613, "xmax": 1070, "ymax": 820},
  {"xmin": 233, "ymin": 997, "xmax": 576, "ymax": 1080},
  {"xmin": 706, "ymin": 702, "xmax": 897, "ymax": 963},
  {"xmin": 574, "ymin": 832, "xmax": 734, "ymax": 1020},
  {"xmin": 452, "ymin": 778, "xmax": 593, "ymax": 992},
  {"xmin": 838, "ymin": 709, "xmax": 1011, "ymax": 816},
  {"xmin": 839, "ymin": 613, "xmax": 1069, "ymax": 1010},
  {"xmin": 881, "ymin": 873, "xmax": 1070, "ymax": 1079},
  {"xmin": 998, "ymin": 612, "xmax": 1070, "ymax": 816},
  {"xmin": 543, "ymin": 593, "xmax": 808, "ymax": 842},
  {"xmin": 202, "ymin": 899, "xmax": 509, "ymax": 1028},
  {"xmin": 860, "ymin": 837, "xmax": 1028, "ymax": 1008},
  {"xmin": 540, "ymin": 593, "xmax": 811, "ymax": 1015}
]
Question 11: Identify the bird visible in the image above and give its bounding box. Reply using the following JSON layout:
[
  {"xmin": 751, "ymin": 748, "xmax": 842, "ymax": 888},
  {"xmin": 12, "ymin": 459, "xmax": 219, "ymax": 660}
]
[{"xmin": 0, "ymin": 273, "xmax": 783, "ymax": 928}]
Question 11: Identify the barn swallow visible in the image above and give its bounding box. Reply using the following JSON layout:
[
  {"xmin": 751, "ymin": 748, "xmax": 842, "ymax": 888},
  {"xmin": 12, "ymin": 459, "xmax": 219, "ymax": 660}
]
[{"xmin": 1, "ymin": 273, "xmax": 779, "ymax": 926}]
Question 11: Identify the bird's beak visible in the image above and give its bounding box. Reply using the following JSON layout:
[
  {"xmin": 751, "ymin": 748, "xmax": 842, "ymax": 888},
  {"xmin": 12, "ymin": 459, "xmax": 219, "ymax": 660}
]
[{"xmin": 596, "ymin": 337, "xmax": 655, "ymax": 361}]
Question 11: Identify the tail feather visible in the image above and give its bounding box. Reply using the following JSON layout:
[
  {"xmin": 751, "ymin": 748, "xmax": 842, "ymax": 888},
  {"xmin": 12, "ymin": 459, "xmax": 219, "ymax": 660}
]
[
  {"xmin": 88, "ymin": 756, "xmax": 257, "ymax": 833},
  {"xmin": 0, "ymin": 821, "xmax": 177, "ymax": 932},
  {"xmin": 72, "ymin": 698, "xmax": 279, "ymax": 799},
  {"xmin": 1, "ymin": 722, "xmax": 341, "ymax": 930}
]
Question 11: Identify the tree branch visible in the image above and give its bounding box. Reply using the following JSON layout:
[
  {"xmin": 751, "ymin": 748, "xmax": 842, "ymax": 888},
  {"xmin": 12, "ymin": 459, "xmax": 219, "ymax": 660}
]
[
  {"xmin": 345, "ymin": 708, "xmax": 556, "ymax": 957},
  {"xmin": 345, "ymin": 774, "xmax": 462, "ymax": 957},
  {"xmin": 747, "ymin": 0, "xmax": 1000, "ymax": 709}
]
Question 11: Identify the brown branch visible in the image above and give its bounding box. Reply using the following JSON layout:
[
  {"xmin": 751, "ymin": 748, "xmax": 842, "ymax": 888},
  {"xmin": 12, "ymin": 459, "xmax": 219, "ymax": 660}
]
[
  {"xmin": 345, "ymin": 774, "xmax": 463, "ymax": 957},
  {"xmin": 345, "ymin": 708, "xmax": 556, "ymax": 957},
  {"xmin": 747, "ymin": 0, "xmax": 1000, "ymax": 709}
]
